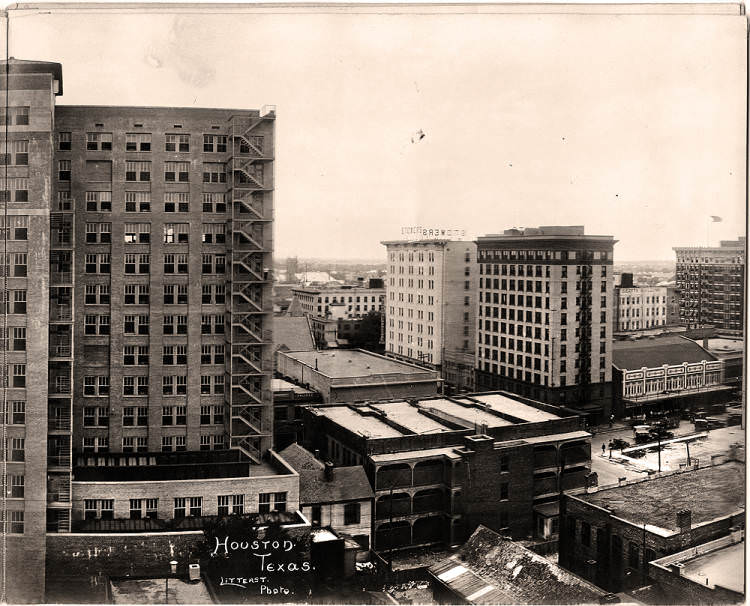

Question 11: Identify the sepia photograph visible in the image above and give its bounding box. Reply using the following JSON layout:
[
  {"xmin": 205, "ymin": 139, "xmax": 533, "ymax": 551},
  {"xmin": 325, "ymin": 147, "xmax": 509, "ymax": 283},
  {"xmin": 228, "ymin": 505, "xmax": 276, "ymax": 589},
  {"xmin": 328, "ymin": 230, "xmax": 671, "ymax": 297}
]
[{"xmin": 0, "ymin": 2, "xmax": 746, "ymax": 604}]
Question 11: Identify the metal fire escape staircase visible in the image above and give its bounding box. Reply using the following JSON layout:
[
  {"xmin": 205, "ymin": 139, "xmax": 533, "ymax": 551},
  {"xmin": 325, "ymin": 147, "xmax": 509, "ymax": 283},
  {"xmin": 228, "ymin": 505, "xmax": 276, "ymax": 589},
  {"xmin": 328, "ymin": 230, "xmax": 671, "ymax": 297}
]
[
  {"xmin": 226, "ymin": 110, "xmax": 275, "ymax": 463},
  {"xmin": 46, "ymin": 207, "xmax": 74, "ymax": 532}
]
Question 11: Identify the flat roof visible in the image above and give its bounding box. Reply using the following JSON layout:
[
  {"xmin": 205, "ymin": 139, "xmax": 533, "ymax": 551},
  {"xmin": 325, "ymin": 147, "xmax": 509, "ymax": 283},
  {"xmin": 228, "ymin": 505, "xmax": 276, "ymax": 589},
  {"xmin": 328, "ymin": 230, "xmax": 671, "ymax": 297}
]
[
  {"xmin": 370, "ymin": 445, "xmax": 463, "ymax": 463},
  {"xmin": 470, "ymin": 393, "xmax": 561, "ymax": 422},
  {"xmin": 370, "ymin": 401, "xmax": 453, "ymax": 434},
  {"xmin": 578, "ymin": 461, "xmax": 745, "ymax": 532},
  {"xmin": 680, "ymin": 540, "xmax": 744, "ymax": 593},
  {"xmin": 272, "ymin": 378, "xmax": 315, "ymax": 395},
  {"xmin": 111, "ymin": 578, "xmax": 213, "ymax": 604},
  {"xmin": 519, "ymin": 430, "xmax": 591, "ymax": 445},
  {"xmin": 415, "ymin": 398, "xmax": 514, "ymax": 429},
  {"xmin": 317, "ymin": 406, "xmax": 403, "ymax": 438},
  {"xmin": 282, "ymin": 349, "xmax": 436, "ymax": 379}
]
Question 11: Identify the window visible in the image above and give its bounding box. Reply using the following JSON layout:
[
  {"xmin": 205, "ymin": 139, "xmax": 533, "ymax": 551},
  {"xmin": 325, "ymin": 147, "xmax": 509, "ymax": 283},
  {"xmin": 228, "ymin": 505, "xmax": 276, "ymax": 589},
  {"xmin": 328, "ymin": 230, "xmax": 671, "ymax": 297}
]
[
  {"xmin": 165, "ymin": 134, "xmax": 190, "ymax": 153},
  {"xmin": 85, "ymin": 222, "xmax": 112, "ymax": 244},
  {"xmin": 126, "ymin": 133, "xmax": 151, "ymax": 152},
  {"xmin": 628, "ymin": 542, "xmax": 639, "ymax": 568},
  {"xmin": 11, "ymin": 290, "xmax": 26, "ymax": 313},
  {"xmin": 125, "ymin": 192, "xmax": 150, "ymax": 212},
  {"xmin": 84, "ymin": 499, "xmax": 114, "ymax": 520},
  {"xmin": 164, "ymin": 192, "xmax": 189, "ymax": 212},
  {"xmin": 10, "ymin": 438, "xmax": 24, "ymax": 461},
  {"xmin": 11, "ymin": 401, "xmax": 24, "ymax": 425},
  {"xmin": 83, "ymin": 406, "xmax": 109, "ymax": 427},
  {"xmin": 86, "ymin": 191, "xmax": 112, "ymax": 212},
  {"xmin": 58, "ymin": 160, "xmax": 71, "ymax": 181},
  {"xmin": 11, "ymin": 106, "xmax": 29, "ymax": 126},
  {"xmin": 0, "ymin": 178, "xmax": 28, "ymax": 203},
  {"xmin": 273, "ymin": 492, "xmax": 287, "ymax": 512},
  {"xmin": 202, "ymin": 162, "xmax": 227, "ymax": 183},
  {"xmin": 202, "ymin": 223, "xmax": 226, "ymax": 244},
  {"xmin": 172, "ymin": 497, "xmax": 202, "ymax": 517},
  {"xmin": 499, "ymin": 482, "xmax": 509, "ymax": 501},
  {"xmin": 11, "ymin": 364, "xmax": 25, "ymax": 388},
  {"xmin": 164, "ymin": 161, "xmax": 190, "ymax": 182},
  {"xmin": 164, "ymin": 223, "xmax": 189, "ymax": 244},
  {"xmin": 163, "ymin": 376, "xmax": 188, "ymax": 396},
  {"xmin": 58, "ymin": 132, "xmax": 72, "ymax": 151},
  {"xmin": 344, "ymin": 503, "xmax": 361, "ymax": 525},
  {"xmin": 581, "ymin": 521, "xmax": 591, "ymax": 546},
  {"xmin": 218, "ymin": 494, "xmax": 244, "ymax": 516},
  {"xmin": 125, "ymin": 161, "xmax": 151, "ymax": 181},
  {"xmin": 11, "ymin": 140, "xmax": 28, "ymax": 165},
  {"xmin": 202, "ymin": 192, "xmax": 227, "ymax": 213},
  {"xmin": 258, "ymin": 493, "xmax": 272, "ymax": 514},
  {"xmin": 86, "ymin": 132, "xmax": 113, "ymax": 151},
  {"xmin": 83, "ymin": 376, "xmax": 109, "ymax": 397},
  {"xmin": 202, "ymin": 254, "xmax": 225, "ymax": 274},
  {"xmin": 203, "ymin": 134, "xmax": 227, "ymax": 153},
  {"xmin": 124, "ymin": 223, "xmax": 150, "ymax": 244},
  {"xmin": 9, "ymin": 474, "xmax": 24, "ymax": 498}
]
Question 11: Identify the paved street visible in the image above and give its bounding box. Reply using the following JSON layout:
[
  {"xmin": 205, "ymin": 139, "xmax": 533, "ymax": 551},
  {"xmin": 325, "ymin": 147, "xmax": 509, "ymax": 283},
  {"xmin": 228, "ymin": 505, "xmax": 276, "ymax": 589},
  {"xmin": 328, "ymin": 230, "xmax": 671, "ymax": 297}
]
[{"xmin": 589, "ymin": 420, "xmax": 744, "ymax": 487}]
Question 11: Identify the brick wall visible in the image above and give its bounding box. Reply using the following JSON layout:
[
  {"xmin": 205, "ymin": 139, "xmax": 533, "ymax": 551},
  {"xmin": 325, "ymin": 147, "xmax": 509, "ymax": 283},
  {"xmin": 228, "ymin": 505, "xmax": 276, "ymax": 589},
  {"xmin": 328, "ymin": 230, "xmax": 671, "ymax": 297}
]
[
  {"xmin": 561, "ymin": 494, "xmax": 744, "ymax": 592},
  {"xmin": 72, "ymin": 471, "xmax": 299, "ymax": 521}
]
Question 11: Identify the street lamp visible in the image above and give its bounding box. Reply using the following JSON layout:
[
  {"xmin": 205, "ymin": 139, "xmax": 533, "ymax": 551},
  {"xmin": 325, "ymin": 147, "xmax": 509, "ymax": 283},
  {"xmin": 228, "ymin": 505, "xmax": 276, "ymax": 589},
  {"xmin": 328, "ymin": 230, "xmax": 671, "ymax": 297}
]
[{"xmin": 166, "ymin": 560, "xmax": 178, "ymax": 604}]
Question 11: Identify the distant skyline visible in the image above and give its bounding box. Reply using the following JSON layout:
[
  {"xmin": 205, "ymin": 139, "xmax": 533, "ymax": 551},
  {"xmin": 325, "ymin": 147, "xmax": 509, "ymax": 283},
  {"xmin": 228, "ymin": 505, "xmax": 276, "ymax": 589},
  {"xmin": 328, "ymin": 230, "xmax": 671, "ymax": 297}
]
[{"xmin": 9, "ymin": 4, "xmax": 746, "ymax": 261}]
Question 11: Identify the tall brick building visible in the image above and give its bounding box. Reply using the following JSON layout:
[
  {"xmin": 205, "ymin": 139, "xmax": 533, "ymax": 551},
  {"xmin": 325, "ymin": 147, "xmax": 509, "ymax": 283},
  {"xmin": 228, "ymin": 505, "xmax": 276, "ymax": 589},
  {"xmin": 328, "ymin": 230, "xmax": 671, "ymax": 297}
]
[
  {"xmin": 1, "ymin": 58, "xmax": 280, "ymax": 602},
  {"xmin": 474, "ymin": 226, "xmax": 617, "ymax": 422},
  {"xmin": 674, "ymin": 238, "xmax": 745, "ymax": 336}
]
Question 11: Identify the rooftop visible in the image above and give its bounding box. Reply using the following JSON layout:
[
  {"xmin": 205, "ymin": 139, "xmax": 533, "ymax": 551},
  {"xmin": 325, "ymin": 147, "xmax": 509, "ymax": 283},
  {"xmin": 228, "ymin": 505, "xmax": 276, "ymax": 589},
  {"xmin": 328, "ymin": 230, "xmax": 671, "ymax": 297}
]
[
  {"xmin": 697, "ymin": 337, "xmax": 744, "ymax": 357},
  {"xmin": 272, "ymin": 378, "xmax": 316, "ymax": 396},
  {"xmin": 370, "ymin": 401, "xmax": 455, "ymax": 434},
  {"xmin": 312, "ymin": 392, "xmax": 571, "ymax": 439},
  {"xmin": 469, "ymin": 393, "xmax": 561, "ymax": 422},
  {"xmin": 298, "ymin": 466, "xmax": 374, "ymax": 504},
  {"xmin": 110, "ymin": 577, "xmax": 213, "ymax": 604},
  {"xmin": 278, "ymin": 443, "xmax": 326, "ymax": 470},
  {"xmin": 680, "ymin": 539, "xmax": 744, "ymax": 593},
  {"xmin": 281, "ymin": 349, "xmax": 437, "ymax": 379},
  {"xmin": 578, "ymin": 461, "xmax": 745, "ymax": 533},
  {"xmin": 613, "ymin": 334, "xmax": 716, "ymax": 370},
  {"xmin": 316, "ymin": 406, "xmax": 404, "ymax": 438},
  {"xmin": 273, "ymin": 316, "xmax": 315, "ymax": 351},
  {"xmin": 73, "ymin": 450, "xmax": 287, "ymax": 482},
  {"xmin": 416, "ymin": 398, "xmax": 514, "ymax": 429},
  {"xmin": 370, "ymin": 445, "xmax": 463, "ymax": 463},
  {"xmin": 429, "ymin": 525, "xmax": 606, "ymax": 604},
  {"xmin": 477, "ymin": 226, "xmax": 615, "ymax": 242}
]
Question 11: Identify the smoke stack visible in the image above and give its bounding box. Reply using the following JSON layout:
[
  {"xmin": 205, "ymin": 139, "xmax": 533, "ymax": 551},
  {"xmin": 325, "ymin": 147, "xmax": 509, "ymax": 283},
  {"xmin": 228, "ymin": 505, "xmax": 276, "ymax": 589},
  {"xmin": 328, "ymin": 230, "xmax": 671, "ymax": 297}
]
[
  {"xmin": 314, "ymin": 449, "xmax": 320, "ymax": 460},
  {"xmin": 324, "ymin": 461, "xmax": 334, "ymax": 481}
]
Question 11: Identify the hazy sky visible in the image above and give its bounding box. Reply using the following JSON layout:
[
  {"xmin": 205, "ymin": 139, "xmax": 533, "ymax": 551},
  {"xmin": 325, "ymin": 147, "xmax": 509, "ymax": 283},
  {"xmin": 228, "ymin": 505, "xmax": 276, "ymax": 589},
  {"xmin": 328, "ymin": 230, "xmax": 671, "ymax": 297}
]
[{"xmin": 7, "ymin": 4, "xmax": 747, "ymax": 261}]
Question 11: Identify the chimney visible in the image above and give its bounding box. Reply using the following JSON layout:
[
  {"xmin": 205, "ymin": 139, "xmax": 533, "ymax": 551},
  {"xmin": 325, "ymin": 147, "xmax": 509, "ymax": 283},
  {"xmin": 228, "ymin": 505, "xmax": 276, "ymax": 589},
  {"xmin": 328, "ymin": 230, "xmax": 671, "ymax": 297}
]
[
  {"xmin": 702, "ymin": 337, "xmax": 709, "ymax": 349},
  {"xmin": 324, "ymin": 461, "xmax": 334, "ymax": 481},
  {"xmin": 676, "ymin": 509, "xmax": 692, "ymax": 532},
  {"xmin": 314, "ymin": 449, "xmax": 320, "ymax": 460}
]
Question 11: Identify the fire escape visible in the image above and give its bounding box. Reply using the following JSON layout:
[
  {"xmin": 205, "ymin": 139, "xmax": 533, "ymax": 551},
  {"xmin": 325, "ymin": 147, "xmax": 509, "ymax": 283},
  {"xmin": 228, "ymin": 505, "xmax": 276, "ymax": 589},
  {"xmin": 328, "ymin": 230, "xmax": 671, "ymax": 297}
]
[
  {"xmin": 46, "ymin": 201, "xmax": 74, "ymax": 532},
  {"xmin": 576, "ymin": 260, "xmax": 592, "ymax": 403},
  {"xmin": 226, "ymin": 108, "xmax": 275, "ymax": 463}
]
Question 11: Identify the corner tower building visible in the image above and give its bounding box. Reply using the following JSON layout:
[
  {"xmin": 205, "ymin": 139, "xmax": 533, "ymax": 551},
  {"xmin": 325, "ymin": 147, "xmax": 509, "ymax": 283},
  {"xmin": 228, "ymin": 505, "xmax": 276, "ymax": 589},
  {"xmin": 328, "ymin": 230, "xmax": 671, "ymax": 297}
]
[
  {"xmin": 475, "ymin": 227, "xmax": 616, "ymax": 422},
  {"xmin": 1, "ymin": 59, "xmax": 276, "ymax": 602}
]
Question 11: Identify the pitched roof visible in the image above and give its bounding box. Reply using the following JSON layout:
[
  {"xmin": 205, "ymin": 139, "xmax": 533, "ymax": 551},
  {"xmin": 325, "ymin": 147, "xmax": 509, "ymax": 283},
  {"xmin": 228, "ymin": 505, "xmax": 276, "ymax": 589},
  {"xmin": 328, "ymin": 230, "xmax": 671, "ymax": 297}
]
[
  {"xmin": 429, "ymin": 526, "xmax": 606, "ymax": 605},
  {"xmin": 278, "ymin": 443, "xmax": 325, "ymax": 471},
  {"xmin": 298, "ymin": 467, "xmax": 374, "ymax": 505},
  {"xmin": 273, "ymin": 316, "xmax": 315, "ymax": 351},
  {"xmin": 613, "ymin": 335, "xmax": 716, "ymax": 370}
]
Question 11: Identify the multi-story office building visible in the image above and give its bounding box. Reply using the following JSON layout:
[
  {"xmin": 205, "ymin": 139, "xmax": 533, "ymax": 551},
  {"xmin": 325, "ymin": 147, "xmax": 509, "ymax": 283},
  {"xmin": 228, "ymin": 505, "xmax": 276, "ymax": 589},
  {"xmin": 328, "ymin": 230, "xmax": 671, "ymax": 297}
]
[
  {"xmin": 1, "ymin": 58, "xmax": 281, "ymax": 602},
  {"xmin": 614, "ymin": 277, "xmax": 670, "ymax": 332},
  {"xmin": 382, "ymin": 239, "xmax": 477, "ymax": 391},
  {"xmin": 474, "ymin": 226, "xmax": 616, "ymax": 421},
  {"xmin": 290, "ymin": 283, "xmax": 385, "ymax": 319},
  {"xmin": 674, "ymin": 238, "xmax": 745, "ymax": 336}
]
